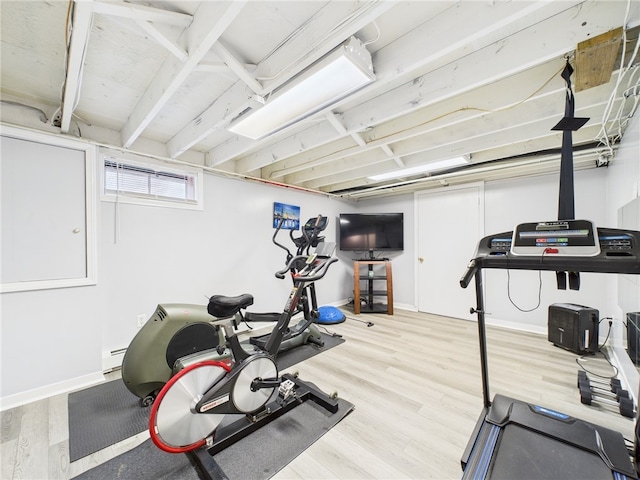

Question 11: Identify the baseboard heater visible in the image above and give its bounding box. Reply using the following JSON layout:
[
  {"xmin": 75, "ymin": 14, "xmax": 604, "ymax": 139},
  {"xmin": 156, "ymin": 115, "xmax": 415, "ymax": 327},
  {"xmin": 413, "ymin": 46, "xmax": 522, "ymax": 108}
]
[
  {"xmin": 548, "ymin": 303, "xmax": 599, "ymax": 355},
  {"xmin": 102, "ymin": 347, "xmax": 127, "ymax": 372}
]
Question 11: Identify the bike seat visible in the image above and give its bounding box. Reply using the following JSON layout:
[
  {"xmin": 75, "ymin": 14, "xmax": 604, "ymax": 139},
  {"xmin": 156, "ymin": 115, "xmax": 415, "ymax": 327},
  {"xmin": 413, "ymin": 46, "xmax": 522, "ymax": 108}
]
[{"xmin": 207, "ymin": 294, "xmax": 254, "ymax": 318}]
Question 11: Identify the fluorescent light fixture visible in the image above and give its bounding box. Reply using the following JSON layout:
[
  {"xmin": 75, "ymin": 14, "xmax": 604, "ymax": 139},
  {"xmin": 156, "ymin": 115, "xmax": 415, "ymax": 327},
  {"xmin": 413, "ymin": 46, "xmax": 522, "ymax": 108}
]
[
  {"xmin": 368, "ymin": 156, "xmax": 470, "ymax": 181},
  {"xmin": 228, "ymin": 37, "xmax": 375, "ymax": 140}
]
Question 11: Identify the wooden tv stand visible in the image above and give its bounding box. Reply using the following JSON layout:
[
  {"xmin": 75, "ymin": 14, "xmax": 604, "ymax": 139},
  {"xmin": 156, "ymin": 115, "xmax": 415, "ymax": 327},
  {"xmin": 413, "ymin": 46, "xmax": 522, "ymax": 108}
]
[{"xmin": 353, "ymin": 259, "xmax": 393, "ymax": 315}]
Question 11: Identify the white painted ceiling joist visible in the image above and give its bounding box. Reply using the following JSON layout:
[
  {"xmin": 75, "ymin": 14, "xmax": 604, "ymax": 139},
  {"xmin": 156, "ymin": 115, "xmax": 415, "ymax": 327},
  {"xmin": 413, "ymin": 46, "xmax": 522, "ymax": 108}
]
[
  {"xmin": 168, "ymin": 0, "xmax": 395, "ymax": 160},
  {"xmin": 59, "ymin": 0, "xmax": 94, "ymax": 134},
  {"xmin": 121, "ymin": 1, "xmax": 247, "ymax": 148},
  {"xmin": 91, "ymin": 0, "xmax": 193, "ymax": 26}
]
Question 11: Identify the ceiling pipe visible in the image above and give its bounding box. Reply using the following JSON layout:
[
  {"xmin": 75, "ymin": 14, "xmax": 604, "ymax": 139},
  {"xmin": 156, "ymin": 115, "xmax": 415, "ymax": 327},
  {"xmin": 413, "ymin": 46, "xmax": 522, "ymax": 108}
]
[{"xmin": 342, "ymin": 148, "xmax": 607, "ymax": 199}]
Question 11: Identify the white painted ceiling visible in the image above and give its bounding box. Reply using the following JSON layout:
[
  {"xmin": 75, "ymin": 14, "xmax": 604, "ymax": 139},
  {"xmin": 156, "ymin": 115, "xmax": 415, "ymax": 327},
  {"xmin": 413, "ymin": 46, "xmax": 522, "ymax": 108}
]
[{"xmin": 1, "ymin": 1, "xmax": 639, "ymax": 199}]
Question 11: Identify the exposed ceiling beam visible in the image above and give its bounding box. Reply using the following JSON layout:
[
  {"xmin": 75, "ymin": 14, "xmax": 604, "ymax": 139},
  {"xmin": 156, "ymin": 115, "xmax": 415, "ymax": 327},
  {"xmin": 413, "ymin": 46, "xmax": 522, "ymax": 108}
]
[
  {"xmin": 263, "ymin": 71, "xmax": 622, "ymax": 191},
  {"xmin": 295, "ymin": 83, "xmax": 619, "ymax": 189},
  {"xmin": 195, "ymin": 61, "xmax": 256, "ymax": 74},
  {"xmin": 342, "ymin": 152, "xmax": 603, "ymax": 200},
  {"xmin": 381, "ymin": 144, "xmax": 404, "ymax": 167},
  {"xmin": 121, "ymin": 1, "xmax": 246, "ymax": 148},
  {"xmin": 325, "ymin": 111, "xmax": 365, "ymax": 146},
  {"xmin": 93, "ymin": 0, "xmax": 192, "ymax": 61},
  {"xmin": 92, "ymin": 0, "xmax": 193, "ymax": 26},
  {"xmin": 59, "ymin": 0, "xmax": 93, "ymax": 134},
  {"xmin": 166, "ymin": 80, "xmax": 257, "ymax": 161},
  {"xmin": 264, "ymin": 134, "xmax": 357, "ymax": 180},
  {"xmin": 134, "ymin": 19, "xmax": 188, "ymax": 61},
  {"xmin": 168, "ymin": 0, "xmax": 396, "ymax": 159},
  {"xmin": 211, "ymin": 40, "xmax": 264, "ymax": 95},
  {"xmin": 211, "ymin": 0, "xmax": 578, "ymax": 167},
  {"xmin": 309, "ymin": 123, "xmax": 605, "ymax": 192},
  {"xmin": 342, "ymin": 2, "xmax": 609, "ymax": 134},
  {"xmin": 252, "ymin": 1, "xmax": 396, "ymax": 92},
  {"xmin": 258, "ymin": 60, "xmax": 566, "ymax": 182},
  {"xmin": 291, "ymin": 148, "xmax": 394, "ymax": 186},
  {"xmin": 228, "ymin": 1, "xmax": 627, "ymax": 178},
  {"xmin": 228, "ymin": 119, "xmax": 339, "ymax": 172}
]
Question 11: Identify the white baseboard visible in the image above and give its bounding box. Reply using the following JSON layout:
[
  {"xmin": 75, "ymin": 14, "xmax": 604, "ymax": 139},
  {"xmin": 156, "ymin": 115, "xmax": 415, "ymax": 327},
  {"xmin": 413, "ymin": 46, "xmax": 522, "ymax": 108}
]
[
  {"xmin": 332, "ymin": 300, "xmax": 418, "ymax": 313},
  {"xmin": 395, "ymin": 303, "xmax": 418, "ymax": 312},
  {"xmin": 329, "ymin": 299, "xmax": 351, "ymax": 308},
  {"xmin": 484, "ymin": 317, "xmax": 547, "ymax": 336},
  {"xmin": 0, "ymin": 372, "xmax": 105, "ymax": 411}
]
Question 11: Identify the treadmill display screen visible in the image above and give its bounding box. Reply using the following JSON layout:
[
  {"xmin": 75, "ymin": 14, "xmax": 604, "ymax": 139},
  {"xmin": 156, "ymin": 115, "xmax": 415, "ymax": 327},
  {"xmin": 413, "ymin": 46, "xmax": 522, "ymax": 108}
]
[{"xmin": 511, "ymin": 220, "xmax": 600, "ymax": 257}]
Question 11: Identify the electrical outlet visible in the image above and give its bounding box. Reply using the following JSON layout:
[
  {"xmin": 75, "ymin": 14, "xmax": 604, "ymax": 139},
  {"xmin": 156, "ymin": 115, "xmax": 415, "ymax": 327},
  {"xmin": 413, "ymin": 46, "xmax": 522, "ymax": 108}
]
[{"xmin": 137, "ymin": 314, "xmax": 146, "ymax": 328}]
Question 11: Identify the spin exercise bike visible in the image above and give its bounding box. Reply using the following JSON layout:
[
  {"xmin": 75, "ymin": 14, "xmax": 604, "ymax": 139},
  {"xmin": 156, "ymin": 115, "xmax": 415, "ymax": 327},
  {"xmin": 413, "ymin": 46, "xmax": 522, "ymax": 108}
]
[
  {"xmin": 121, "ymin": 215, "xmax": 329, "ymax": 406},
  {"xmin": 149, "ymin": 244, "xmax": 340, "ymax": 456}
]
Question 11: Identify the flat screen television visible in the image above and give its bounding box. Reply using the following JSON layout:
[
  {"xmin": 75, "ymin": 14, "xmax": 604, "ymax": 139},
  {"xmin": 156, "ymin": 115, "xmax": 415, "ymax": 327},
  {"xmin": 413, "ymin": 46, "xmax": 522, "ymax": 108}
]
[{"xmin": 339, "ymin": 213, "xmax": 404, "ymax": 254}]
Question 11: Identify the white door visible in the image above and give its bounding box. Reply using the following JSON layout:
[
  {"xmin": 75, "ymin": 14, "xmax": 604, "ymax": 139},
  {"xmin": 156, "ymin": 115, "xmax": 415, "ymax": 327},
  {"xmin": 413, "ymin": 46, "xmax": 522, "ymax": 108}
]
[{"xmin": 416, "ymin": 184, "xmax": 483, "ymax": 319}]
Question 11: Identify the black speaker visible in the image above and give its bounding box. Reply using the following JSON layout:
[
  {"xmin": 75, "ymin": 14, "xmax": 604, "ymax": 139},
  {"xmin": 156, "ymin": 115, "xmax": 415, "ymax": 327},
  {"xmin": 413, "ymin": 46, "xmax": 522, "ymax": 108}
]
[
  {"xmin": 548, "ymin": 303, "xmax": 599, "ymax": 354},
  {"xmin": 627, "ymin": 312, "xmax": 640, "ymax": 365}
]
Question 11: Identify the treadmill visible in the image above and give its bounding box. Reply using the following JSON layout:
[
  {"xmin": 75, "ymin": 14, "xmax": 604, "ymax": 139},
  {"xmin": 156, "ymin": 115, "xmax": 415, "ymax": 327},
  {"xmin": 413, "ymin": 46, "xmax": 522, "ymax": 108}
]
[
  {"xmin": 459, "ymin": 223, "xmax": 640, "ymax": 479},
  {"xmin": 459, "ymin": 61, "xmax": 640, "ymax": 479}
]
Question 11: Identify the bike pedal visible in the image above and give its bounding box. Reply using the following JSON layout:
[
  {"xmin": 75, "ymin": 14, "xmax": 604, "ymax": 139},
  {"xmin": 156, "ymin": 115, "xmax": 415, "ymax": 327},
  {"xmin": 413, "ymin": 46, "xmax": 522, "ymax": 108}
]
[{"xmin": 278, "ymin": 379, "xmax": 296, "ymax": 400}]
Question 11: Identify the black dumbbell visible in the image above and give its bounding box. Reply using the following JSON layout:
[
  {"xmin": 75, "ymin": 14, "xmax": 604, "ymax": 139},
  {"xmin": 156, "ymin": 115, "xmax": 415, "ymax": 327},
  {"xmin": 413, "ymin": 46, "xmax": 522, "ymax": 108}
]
[
  {"xmin": 579, "ymin": 377, "xmax": 630, "ymax": 402},
  {"xmin": 579, "ymin": 384, "xmax": 635, "ymax": 418},
  {"xmin": 619, "ymin": 396, "xmax": 635, "ymax": 418},
  {"xmin": 576, "ymin": 370, "xmax": 622, "ymax": 393}
]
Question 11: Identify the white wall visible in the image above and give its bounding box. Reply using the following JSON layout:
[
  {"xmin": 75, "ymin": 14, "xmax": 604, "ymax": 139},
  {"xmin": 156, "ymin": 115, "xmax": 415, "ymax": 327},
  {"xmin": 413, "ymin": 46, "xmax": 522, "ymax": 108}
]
[
  {"xmin": 98, "ymin": 175, "xmax": 351, "ymax": 353},
  {"xmin": 0, "ymin": 286, "xmax": 103, "ymax": 401},
  {"xmin": 483, "ymin": 168, "xmax": 609, "ymax": 333}
]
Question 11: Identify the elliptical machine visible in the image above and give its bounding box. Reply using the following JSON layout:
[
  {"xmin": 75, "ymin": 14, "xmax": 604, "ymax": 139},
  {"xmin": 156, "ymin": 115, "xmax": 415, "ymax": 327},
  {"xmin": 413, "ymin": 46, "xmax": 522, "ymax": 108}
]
[
  {"xmin": 149, "ymin": 244, "xmax": 340, "ymax": 454},
  {"xmin": 121, "ymin": 215, "xmax": 330, "ymax": 407},
  {"xmin": 246, "ymin": 215, "xmax": 328, "ymax": 350}
]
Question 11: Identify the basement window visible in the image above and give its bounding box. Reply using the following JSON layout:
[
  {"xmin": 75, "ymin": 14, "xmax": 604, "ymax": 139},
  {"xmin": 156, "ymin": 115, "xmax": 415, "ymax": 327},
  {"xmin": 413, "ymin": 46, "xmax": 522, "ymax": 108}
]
[{"xmin": 102, "ymin": 156, "xmax": 203, "ymax": 210}]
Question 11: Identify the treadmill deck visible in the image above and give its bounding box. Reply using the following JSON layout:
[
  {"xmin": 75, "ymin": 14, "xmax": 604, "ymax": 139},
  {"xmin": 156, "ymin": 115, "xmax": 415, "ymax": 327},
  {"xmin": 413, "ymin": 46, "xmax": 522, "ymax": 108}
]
[{"xmin": 462, "ymin": 394, "xmax": 636, "ymax": 479}]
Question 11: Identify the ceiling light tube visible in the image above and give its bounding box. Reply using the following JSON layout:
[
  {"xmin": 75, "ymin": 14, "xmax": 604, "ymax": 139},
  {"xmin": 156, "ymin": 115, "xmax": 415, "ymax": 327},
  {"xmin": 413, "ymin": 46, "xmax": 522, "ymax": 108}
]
[
  {"xmin": 228, "ymin": 37, "xmax": 375, "ymax": 140},
  {"xmin": 368, "ymin": 156, "xmax": 470, "ymax": 181}
]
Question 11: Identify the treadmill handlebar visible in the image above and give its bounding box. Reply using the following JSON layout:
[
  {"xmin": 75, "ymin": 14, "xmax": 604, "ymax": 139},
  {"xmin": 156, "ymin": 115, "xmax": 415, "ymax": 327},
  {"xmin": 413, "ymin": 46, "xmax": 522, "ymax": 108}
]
[{"xmin": 460, "ymin": 259, "xmax": 477, "ymax": 288}]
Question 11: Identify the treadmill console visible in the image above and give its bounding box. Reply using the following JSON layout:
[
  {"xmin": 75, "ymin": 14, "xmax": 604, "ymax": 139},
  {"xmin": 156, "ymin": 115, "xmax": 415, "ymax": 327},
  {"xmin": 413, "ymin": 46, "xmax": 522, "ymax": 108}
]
[
  {"xmin": 462, "ymin": 226, "xmax": 640, "ymax": 283},
  {"xmin": 510, "ymin": 219, "xmax": 600, "ymax": 257},
  {"xmin": 599, "ymin": 233, "xmax": 634, "ymax": 254},
  {"xmin": 485, "ymin": 229, "xmax": 637, "ymax": 258},
  {"xmin": 489, "ymin": 237, "xmax": 512, "ymax": 254},
  {"xmin": 302, "ymin": 215, "xmax": 328, "ymax": 232}
]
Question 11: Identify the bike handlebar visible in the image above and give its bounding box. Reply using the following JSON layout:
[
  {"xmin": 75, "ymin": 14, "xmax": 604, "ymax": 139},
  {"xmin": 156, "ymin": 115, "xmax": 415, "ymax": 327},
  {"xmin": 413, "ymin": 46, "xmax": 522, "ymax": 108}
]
[
  {"xmin": 273, "ymin": 217, "xmax": 293, "ymax": 261},
  {"xmin": 275, "ymin": 255, "xmax": 338, "ymax": 283}
]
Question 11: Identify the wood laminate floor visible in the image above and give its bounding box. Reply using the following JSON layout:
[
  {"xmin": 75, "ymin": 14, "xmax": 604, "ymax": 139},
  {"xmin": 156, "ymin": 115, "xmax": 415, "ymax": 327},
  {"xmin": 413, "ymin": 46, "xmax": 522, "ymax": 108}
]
[{"xmin": 1, "ymin": 309, "xmax": 636, "ymax": 479}]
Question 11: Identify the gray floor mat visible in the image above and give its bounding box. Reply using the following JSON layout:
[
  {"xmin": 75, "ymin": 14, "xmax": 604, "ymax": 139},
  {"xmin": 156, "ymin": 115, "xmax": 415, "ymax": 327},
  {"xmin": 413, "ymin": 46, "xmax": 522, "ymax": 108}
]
[
  {"xmin": 68, "ymin": 332, "xmax": 344, "ymax": 462},
  {"xmin": 74, "ymin": 398, "xmax": 354, "ymax": 480}
]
